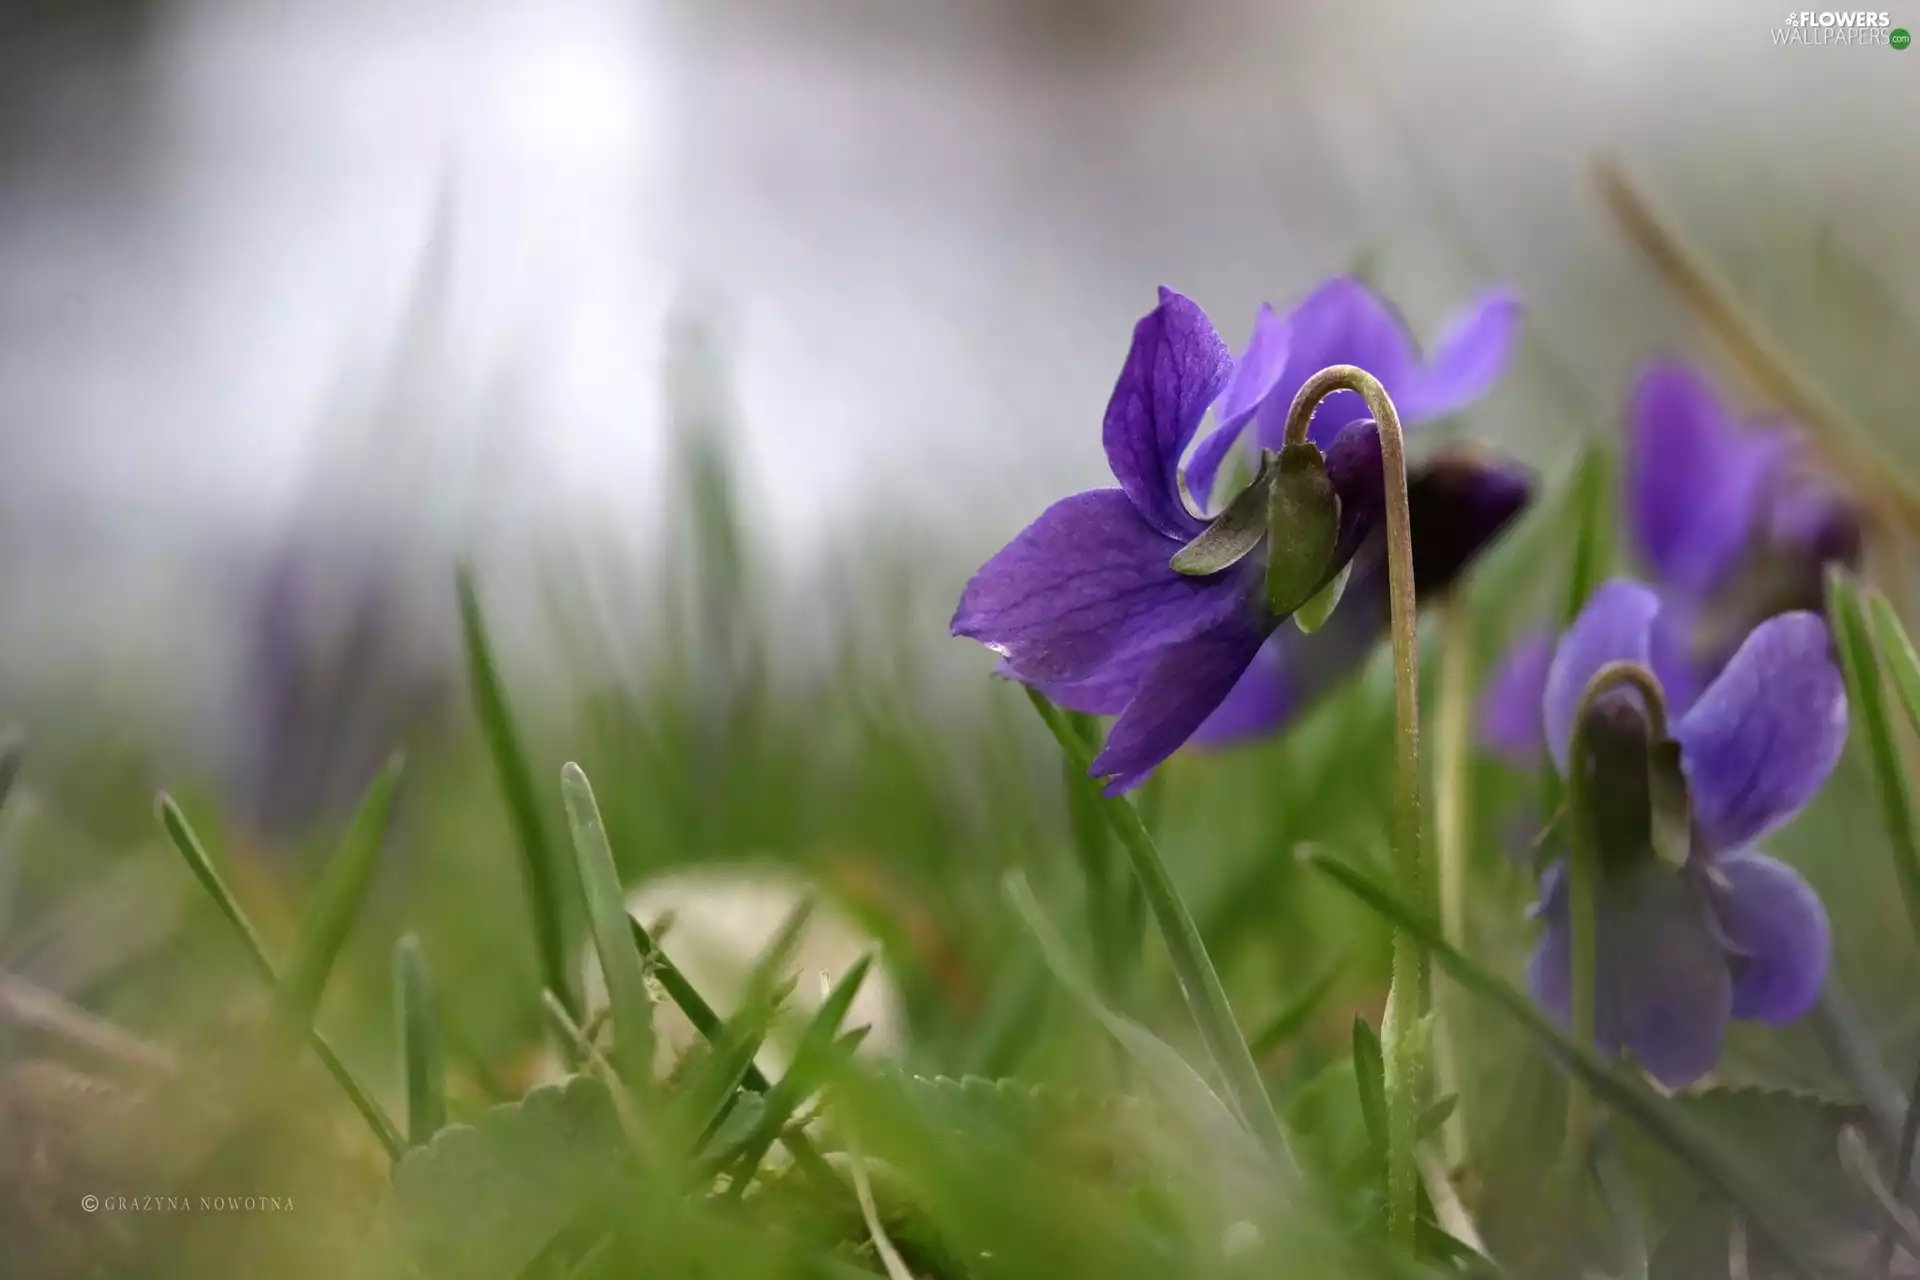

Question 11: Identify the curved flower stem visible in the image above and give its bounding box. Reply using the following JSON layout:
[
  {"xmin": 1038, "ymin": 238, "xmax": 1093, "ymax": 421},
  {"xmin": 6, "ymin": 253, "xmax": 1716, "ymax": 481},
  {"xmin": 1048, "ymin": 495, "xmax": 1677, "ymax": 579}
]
[
  {"xmin": 1281, "ymin": 365, "xmax": 1426, "ymax": 1250},
  {"xmin": 1561, "ymin": 661, "xmax": 1670, "ymax": 1169}
]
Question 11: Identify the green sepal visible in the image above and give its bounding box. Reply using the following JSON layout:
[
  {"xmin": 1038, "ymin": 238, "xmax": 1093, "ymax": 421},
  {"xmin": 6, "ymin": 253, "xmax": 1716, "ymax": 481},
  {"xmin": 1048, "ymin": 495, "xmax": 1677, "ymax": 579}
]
[
  {"xmin": 1647, "ymin": 737, "xmax": 1692, "ymax": 871},
  {"xmin": 1170, "ymin": 453, "xmax": 1275, "ymax": 577},
  {"xmin": 1264, "ymin": 442, "xmax": 1341, "ymax": 617},
  {"xmin": 1293, "ymin": 559, "xmax": 1352, "ymax": 634}
]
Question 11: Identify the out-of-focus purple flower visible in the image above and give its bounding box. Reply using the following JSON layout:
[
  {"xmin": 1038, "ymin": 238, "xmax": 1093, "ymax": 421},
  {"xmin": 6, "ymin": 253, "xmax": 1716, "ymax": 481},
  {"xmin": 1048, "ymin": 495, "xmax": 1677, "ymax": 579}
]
[
  {"xmin": 954, "ymin": 286, "xmax": 1528, "ymax": 792},
  {"xmin": 1525, "ymin": 578, "xmax": 1845, "ymax": 1088},
  {"xmin": 1183, "ymin": 277, "xmax": 1519, "ymax": 510},
  {"xmin": 239, "ymin": 541, "xmax": 450, "ymax": 836},
  {"xmin": 1478, "ymin": 359, "xmax": 1863, "ymax": 766}
]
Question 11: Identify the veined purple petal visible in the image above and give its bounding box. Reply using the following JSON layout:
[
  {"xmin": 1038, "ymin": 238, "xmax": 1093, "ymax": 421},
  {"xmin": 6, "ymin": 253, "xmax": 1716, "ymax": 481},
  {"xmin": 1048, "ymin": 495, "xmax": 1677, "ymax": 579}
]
[
  {"xmin": 1394, "ymin": 289, "xmax": 1522, "ymax": 422},
  {"xmin": 1251, "ymin": 278, "xmax": 1422, "ymax": 454},
  {"xmin": 1529, "ymin": 862, "xmax": 1732, "ymax": 1088},
  {"xmin": 1480, "ymin": 630, "xmax": 1555, "ymax": 766},
  {"xmin": 1102, "ymin": 287, "xmax": 1232, "ymax": 539},
  {"xmin": 1089, "ymin": 613, "xmax": 1271, "ymax": 794},
  {"xmin": 1216, "ymin": 304, "xmax": 1292, "ymax": 438},
  {"xmin": 1189, "ymin": 639, "xmax": 1296, "ymax": 746},
  {"xmin": 1673, "ymin": 611, "xmax": 1847, "ymax": 853},
  {"xmin": 1542, "ymin": 579, "xmax": 1661, "ymax": 772},
  {"xmin": 952, "ymin": 489, "xmax": 1255, "ymax": 687},
  {"xmin": 1713, "ymin": 851, "xmax": 1830, "ymax": 1025},
  {"xmin": 1627, "ymin": 361, "xmax": 1790, "ymax": 597}
]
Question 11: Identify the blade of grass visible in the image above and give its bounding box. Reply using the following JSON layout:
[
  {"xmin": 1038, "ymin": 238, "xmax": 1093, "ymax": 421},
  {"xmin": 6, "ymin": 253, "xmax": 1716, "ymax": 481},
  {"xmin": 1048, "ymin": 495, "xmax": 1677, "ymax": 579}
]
[
  {"xmin": 1005, "ymin": 872, "xmax": 1271, "ymax": 1191},
  {"xmin": 459, "ymin": 566, "xmax": 575, "ymax": 1019},
  {"xmin": 560, "ymin": 763, "xmax": 654, "ymax": 1093},
  {"xmin": 0, "ymin": 728, "xmax": 19, "ymax": 819},
  {"xmin": 393, "ymin": 933, "xmax": 445, "ymax": 1147},
  {"xmin": 1352, "ymin": 1017, "xmax": 1388, "ymax": 1164},
  {"xmin": 1828, "ymin": 572, "xmax": 1920, "ymax": 937},
  {"xmin": 1023, "ymin": 689, "xmax": 1295, "ymax": 1173},
  {"xmin": 721, "ymin": 953, "xmax": 874, "ymax": 1195},
  {"xmin": 627, "ymin": 909, "xmax": 842, "ymax": 1193},
  {"xmin": 1304, "ymin": 849, "xmax": 1837, "ymax": 1280},
  {"xmin": 282, "ymin": 755, "xmax": 404, "ymax": 1021},
  {"xmin": 1248, "ymin": 961, "xmax": 1341, "ymax": 1060},
  {"xmin": 155, "ymin": 794, "xmax": 403, "ymax": 1161}
]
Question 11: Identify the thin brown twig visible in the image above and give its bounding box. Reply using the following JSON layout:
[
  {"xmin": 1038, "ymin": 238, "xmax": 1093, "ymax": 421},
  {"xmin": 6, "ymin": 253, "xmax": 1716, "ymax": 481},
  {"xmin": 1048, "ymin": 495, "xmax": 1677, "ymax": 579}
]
[{"xmin": 0, "ymin": 969, "xmax": 175, "ymax": 1074}]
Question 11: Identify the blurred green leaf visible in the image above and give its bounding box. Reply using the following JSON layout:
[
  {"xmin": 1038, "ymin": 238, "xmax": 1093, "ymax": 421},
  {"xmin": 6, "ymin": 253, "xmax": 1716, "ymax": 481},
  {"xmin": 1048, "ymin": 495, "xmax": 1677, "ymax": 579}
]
[
  {"xmin": 1004, "ymin": 872, "xmax": 1273, "ymax": 1193},
  {"xmin": 1828, "ymin": 571, "xmax": 1920, "ymax": 939},
  {"xmin": 156, "ymin": 793, "xmax": 404, "ymax": 1160},
  {"xmin": 560, "ymin": 763, "xmax": 655, "ymax": 1092},
  {"xmin": 459, "ymin": 567, "xmax": 575, "ymax": 1020},
  {"xmin": 724, "ymin": 951, "xmax": 873, "ymax": 1193},
  {"xmin": 283, "ymin": 755, "xmax": 404, "ymax": 1021},
  {"xmin": 1249, "ymin": 962, "xmax": 1342, "ymax": 1059},
  {"xmin": 394, "ymin": 933, "xmax": 446, "ymax": 1149},
  {"xmin": 1351, "ymin": 1017, "xmax": 1388, "ymax": 1162},
  {"xmin": 362, "ymin": 1077, "xmax": 637, "ymax": 1280}
]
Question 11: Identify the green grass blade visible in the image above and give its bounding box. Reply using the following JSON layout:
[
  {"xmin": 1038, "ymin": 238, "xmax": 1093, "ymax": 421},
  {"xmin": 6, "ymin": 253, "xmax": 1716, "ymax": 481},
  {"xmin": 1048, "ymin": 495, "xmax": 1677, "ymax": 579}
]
[
  {"xmin": 626, "ymin": 909, "xmax": 841, "ymax": 1193},
  {"xmin": 459, "ymin": 566, "xmax": 575, "ymax": 1019},
  {"xmin": 1005, "ymin": 872, "xmax": 1272, "ymax": 1189},
  {"xmin": 0, "ymin": 728, "xmax": 20, "ymax": 819},
  {"xmin": 1828, "ymin": 572, "xmax": 1920, "ymax": 936},
  {"xmin": 1249, "ymin": 962, "xmax": 1341, "ymax": 1059},
  {"xmin": 155, "ymin": 794, "xmax": 403, "ymax": 1161},
  {"xmin": 1023, "ymin": 688, "xmax": 1296, "ymax": 1174},
  {"xmin": 721, "ymin": 952, "xmax": 874, "ymax": 1192},
  {"xmin": 393, "ymin": 933, "xmax": 445, "ymax": 1147},
  {"xmin": 1303, "ymin": 848, "xmax": 1836, "ymax": 1280},
  {"xmin": 1351, "ymin": 1017, "xmax": 1388, "ymax": 1161},
  {"xmin": 560, "ymin": 763, "xmax": 655, "ymax": 1092},
  {"xmin": 1560, "ymin": 440, "xmax": 1613, "ymax": 627},
  {"xmin": 282, "ymin": 755, "xmax": 404, "ymax": 1021}
]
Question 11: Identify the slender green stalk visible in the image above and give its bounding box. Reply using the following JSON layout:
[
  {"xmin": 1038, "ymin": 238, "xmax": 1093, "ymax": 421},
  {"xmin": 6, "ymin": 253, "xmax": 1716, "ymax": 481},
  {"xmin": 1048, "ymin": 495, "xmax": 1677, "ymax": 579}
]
[
  {"xmin": 155, "ymin": 795, "xmax": 404, "ymax": 1160},
  {"xmin": 1280, "ymin": 364, "xmax": 1425, "ymax": 1248},
  {"xmin": 1024, "ymin": 691, "xmax": 1294, "ymax": 1171},
  {"xmin": 458, "ymin": 566, "xmax": 576, "ymax": 1020},
  {"xmin": 1432, "ymin": 592, "xmax": 1474, "ymax": 1169},
  {"xmin": 1828, "ymin": 573, "xmax": 1920, "ymax": 939},
  {"xmin": 1595, "ymin": 158, "xmax": 1920, "ymax": 543},
  {"xmin": 1560, "ymin": 662, "xmax": 1670, "ymax": 1166},
  {"xmin": 283, "ymin": 755, "xmax": 404, "ymax": 1021}
]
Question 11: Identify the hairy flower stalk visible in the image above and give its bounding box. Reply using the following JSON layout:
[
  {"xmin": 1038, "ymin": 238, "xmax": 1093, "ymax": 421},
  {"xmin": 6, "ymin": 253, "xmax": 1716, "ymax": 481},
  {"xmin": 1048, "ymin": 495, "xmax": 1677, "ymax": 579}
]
[
  {"xmin": 1561, "ymin": 660, "xmax": 1671, "ymax": 1167},
  {"xmin": 1280, "ymin": 365, "xmax": 1427, "ymax": 1250}
]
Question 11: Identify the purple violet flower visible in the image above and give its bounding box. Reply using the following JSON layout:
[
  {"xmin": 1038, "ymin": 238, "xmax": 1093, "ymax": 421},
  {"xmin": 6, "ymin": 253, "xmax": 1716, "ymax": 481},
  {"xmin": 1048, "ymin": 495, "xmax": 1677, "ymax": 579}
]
[
  {"xmin": 1526, "ymin": 578, "xmax": 1846, "ymax": 1088},
  {"xmin": 952, "ymin": 286, "xmax": 1529, "ymax": 793},
  {"xmin": 1478, "ymin": 359, "xmax": 1863, "ymax": 767}
]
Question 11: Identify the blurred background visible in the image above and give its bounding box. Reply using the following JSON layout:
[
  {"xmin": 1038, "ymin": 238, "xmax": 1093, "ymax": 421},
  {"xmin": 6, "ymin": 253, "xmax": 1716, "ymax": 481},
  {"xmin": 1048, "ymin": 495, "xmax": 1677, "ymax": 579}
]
[{"xmin": 2, "ymin": 0, "xmax": 1919, "ymax": 1274}]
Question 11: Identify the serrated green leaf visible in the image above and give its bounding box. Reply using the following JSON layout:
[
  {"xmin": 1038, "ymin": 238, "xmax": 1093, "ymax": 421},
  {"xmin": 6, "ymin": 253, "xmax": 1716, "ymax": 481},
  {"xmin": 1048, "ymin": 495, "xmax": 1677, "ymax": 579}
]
[{"xmin": 361, "ymin": 1077, "xmax": 637, "ymax": 1280}]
